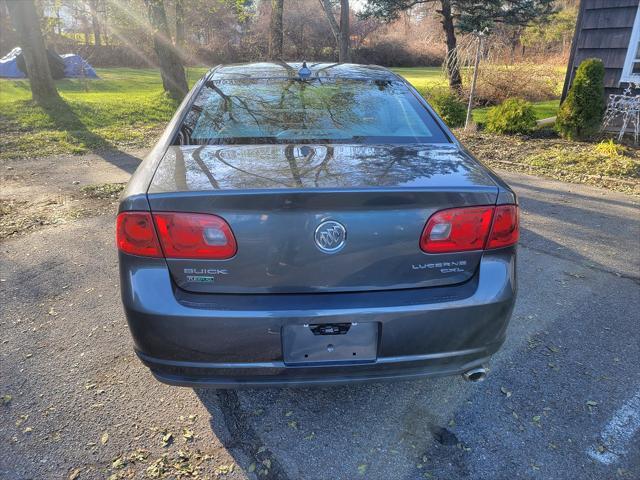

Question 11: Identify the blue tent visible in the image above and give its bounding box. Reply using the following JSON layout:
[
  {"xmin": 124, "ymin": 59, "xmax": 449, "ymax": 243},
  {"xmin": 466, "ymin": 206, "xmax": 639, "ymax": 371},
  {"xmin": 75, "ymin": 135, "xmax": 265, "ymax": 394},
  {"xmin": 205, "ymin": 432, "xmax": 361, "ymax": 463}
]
[
  {"xmin": 61, "ymin": 54, "xmax": 99, "ymax": 79},
  {"xmin": 0, "ymin": 48, "xmax": 99, "ymax": 79},
  {"xmin": 0, "ymin": 47, "xmax": 26, "ymax": 78}
]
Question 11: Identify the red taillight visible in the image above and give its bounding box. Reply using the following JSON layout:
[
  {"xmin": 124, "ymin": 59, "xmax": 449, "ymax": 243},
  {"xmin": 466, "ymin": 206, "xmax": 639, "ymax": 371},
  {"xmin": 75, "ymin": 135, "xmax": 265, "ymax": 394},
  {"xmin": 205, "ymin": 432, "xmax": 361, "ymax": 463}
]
[
  {"xmin": 486, "ymin": 205, "xmax": 519, "ymax": 249},
  {"xmin": 116, "ymin": 211, "xmax": 237, "ymax": 259},
  {"xmin": 420, "ymin": 205, "xmax": 518, "ymax": 253},
  {"xmin": 153, "ymin": 212, "xmax": 237, "ymax": 259},
  {"xmin": 420, "ymin": 206, "xmax": 494, "ymax": 253},
  {"xmin": 116, "ymin": 212, "xmax": 162, "ymax": 257}
]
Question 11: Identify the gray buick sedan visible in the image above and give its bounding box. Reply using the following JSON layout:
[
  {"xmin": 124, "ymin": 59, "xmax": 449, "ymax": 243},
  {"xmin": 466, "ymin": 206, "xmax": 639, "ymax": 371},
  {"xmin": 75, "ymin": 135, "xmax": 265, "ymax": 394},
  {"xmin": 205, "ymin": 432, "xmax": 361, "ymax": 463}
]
[{"xmin": 116, "ymin": 62, "xmax": 518, "ymax": 387}]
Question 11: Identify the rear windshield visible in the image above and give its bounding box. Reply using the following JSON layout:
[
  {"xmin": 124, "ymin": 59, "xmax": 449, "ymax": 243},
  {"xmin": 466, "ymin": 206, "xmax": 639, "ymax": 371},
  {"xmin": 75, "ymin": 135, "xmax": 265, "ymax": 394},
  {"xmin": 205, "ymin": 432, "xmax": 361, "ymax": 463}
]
[{"xmin": 175, "ymin": 78, "xmax": 450, "ymax": 145}]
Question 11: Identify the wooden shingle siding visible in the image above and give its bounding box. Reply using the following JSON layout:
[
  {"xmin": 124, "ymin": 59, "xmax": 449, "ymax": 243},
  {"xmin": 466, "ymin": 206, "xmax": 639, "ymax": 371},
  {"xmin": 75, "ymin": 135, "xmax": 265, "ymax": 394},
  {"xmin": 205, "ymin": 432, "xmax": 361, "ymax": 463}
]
[
  {"xmin": 574, "ymin": 47, "xmax": 628, "ymax": 69},
  {"xmin": 604, "ymin": 69, "xmax": 626, "ymax": 88},
  {"xmin": 577, "ymin": 29, "xmax": 631, "ymax": 50},
  {"xmin": 581, "ymin": 6, "xmax": 637, "ymax": 30},
  {"xmin": 562, "ymin": 0, "xmax": 640, "ymax": 101},
  {"xmin": 585, "ymin": 0, "xmax": 638, "ymax": 9}
]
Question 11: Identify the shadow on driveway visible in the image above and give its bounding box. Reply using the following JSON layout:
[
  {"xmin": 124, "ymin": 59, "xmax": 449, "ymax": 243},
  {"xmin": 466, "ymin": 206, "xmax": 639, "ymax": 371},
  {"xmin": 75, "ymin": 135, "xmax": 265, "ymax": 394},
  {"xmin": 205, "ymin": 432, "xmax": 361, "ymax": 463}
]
[{"xmin": 194, "ymin": 377, "xmax": 473, "ymax": 480}]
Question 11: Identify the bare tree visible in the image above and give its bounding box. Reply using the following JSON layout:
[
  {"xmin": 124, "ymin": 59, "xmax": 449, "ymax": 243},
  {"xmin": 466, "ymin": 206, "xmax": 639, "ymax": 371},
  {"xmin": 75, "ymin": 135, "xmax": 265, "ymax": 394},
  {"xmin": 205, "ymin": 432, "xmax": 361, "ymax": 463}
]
[
  {"xmin": 144, "ymin": 0, "xmax": 188, "ymax": 100},
  {"xmin": 175, "ymin": 0, "xmax": 185, "ymax": 49},
  {"xmin": 5, "ymin": 0, "xmax": 60, "ymax": 103},
  {"xmin": 89, "ymin": 0, "xmax": 102, "ymax": 46},
  {"xmin": 269, "ymin": 0, "xmax": 284, "ymax": 60},
  {"xmin": 320, "ymin": 0, "xmax": 350, "ymax": 62}
]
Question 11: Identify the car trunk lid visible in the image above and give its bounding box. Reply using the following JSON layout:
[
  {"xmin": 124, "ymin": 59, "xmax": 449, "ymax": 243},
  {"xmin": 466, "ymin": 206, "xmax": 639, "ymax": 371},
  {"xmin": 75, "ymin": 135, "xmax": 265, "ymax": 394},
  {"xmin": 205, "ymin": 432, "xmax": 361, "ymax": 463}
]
[{"xmin": 147, "ymin": 144, "xmax": 499, "ymax": 293}]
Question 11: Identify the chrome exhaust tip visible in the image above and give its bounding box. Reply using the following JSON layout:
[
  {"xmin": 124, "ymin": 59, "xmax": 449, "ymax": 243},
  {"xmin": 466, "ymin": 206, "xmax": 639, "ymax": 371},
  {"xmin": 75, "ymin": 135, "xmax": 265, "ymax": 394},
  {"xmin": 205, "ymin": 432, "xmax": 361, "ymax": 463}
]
[{"xmin": 462, "ymin": 366, "xmax": 488, "ymax": 383}]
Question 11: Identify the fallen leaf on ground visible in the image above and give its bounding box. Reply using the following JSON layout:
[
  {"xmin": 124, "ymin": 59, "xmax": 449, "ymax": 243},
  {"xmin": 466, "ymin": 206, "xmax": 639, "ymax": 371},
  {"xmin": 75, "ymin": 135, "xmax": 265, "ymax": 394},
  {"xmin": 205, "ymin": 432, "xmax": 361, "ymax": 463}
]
[
  {"xmin": 565, "ymin": 272, "xmax": 585, "ymax": 279},
  {"xmin": 161, "ymin": 432, "xmax": 173, "ymax": 447},
  {"xmin": 68, "ymin": 468, "xmax": 81, "ymax": 480},
  {"xmin": 215, "ymin": 463, "xmax": 235, "ymax": 475},
  {"xmin": 15, "ymin": 414, "xmax": 28, "ymax": 426},
  {"xmin": 147, "ymin": 455, "xmax": 169, "ymax": 478},
  {"xmin": 101, "ymin": 432, "xmax": 109, "ymax": 445}
]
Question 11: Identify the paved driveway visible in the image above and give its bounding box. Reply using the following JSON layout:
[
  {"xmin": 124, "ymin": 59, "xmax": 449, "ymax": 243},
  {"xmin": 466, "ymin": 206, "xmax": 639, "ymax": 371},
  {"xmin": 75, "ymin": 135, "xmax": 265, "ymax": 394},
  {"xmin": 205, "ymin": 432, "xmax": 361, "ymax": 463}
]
[{"xmin": 1, "ymin": 153, "xmax": 639, "ymax": 479}]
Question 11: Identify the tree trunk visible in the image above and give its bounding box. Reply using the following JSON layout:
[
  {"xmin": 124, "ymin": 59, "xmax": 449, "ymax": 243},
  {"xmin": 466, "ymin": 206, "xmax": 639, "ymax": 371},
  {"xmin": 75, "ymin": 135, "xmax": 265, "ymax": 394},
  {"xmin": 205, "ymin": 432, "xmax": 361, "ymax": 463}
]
[
  {"xmin": 439, "ymin": 0, "xmax": 462, "ymax": 92},
  {"xmin": 320, "ymin": 0, "xmax": 350, "ymax": 62},
  {"xmin": 89, "ymin": 0, "xmax": 102, "ymax": 47},
  {"xmin": 269, "ymin": 0, "xmax": 284, "ymax": 60},
  {"xmin": 102, "ymin": 0, "xmax": 110, "ymax": 46},
  {"xmin": 338, "ymin": 0, "xmax": 350, "ymax": 62},
  {"xmin": 56, "ymin": 6, "xmax": 62, "ymax": 35},
  {"xmin": 6, "ymin": 0, "xmax": 59, "ymax": 104},
  {"xmin": 145, "ymin": 0, "xmax": 188, "ymax": 100},
  {"xmin": 175, "ymin": 0, "xmax": 185, "ymax": 49},
  {"xmin": 508, "ymin": 28, "xmax": 521, "ymax": 64}
]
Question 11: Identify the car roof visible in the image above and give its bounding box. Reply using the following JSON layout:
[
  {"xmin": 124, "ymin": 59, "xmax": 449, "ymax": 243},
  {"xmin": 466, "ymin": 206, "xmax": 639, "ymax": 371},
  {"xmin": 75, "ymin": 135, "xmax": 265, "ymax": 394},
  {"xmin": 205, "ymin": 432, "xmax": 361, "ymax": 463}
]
[{"xmin": 208, "ymin": 62, "xmax": 399, "ymax": 81}]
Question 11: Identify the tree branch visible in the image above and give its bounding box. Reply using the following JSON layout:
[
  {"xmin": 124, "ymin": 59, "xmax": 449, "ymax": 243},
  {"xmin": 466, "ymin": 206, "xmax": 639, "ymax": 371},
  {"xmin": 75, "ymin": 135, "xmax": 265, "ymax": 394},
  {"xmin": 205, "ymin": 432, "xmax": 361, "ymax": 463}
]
[{"xmin": 319, "ymin": 0, "xmax": 340, "ymax": 40}]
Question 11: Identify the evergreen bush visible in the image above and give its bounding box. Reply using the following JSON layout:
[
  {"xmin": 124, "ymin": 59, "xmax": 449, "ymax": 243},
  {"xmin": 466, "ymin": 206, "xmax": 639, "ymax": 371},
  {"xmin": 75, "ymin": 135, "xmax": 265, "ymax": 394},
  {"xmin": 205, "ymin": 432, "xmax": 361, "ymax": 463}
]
[
  {"xmin": 485, "ymin": 98, "xmax": 537, "ymax": 134},
  {"xmin": 556, "ymin": 58, "xmax": 605, "ymax": 140},
  {"xmin": 429, "ymin": 91, "xmax": 467, "ymax": 128}
]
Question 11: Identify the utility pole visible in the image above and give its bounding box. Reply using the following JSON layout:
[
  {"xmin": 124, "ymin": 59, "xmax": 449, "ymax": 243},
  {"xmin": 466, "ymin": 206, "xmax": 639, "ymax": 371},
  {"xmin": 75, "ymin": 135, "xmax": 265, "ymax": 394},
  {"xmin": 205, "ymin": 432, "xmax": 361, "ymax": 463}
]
[{"xmin": 465, "ymin": 30, "xmax": 487, "ymax": 130}]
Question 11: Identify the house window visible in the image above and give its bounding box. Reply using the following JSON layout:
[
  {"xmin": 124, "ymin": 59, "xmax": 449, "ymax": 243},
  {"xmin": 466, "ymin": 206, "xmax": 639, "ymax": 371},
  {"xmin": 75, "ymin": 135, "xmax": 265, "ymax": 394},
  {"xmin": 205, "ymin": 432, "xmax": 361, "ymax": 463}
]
[{"xmin": 621, "ymin": 6, "xmax": 640, "ymax": 83}]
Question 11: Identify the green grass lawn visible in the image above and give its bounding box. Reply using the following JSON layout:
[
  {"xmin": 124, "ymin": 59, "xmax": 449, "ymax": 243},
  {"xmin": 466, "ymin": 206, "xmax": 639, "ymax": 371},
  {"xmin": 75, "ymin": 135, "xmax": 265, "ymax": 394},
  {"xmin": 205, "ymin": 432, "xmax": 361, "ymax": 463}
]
[
  {"xmin": 0, "ymin": 66, "xmax": 560, "ymax": 160},
  {"xmin": 0, "ymin": 67, "xmax": 209, "ymax": 159},
  {"xmin": 391, "ymin": 67, "xmax": 450, "ymax": 90}
]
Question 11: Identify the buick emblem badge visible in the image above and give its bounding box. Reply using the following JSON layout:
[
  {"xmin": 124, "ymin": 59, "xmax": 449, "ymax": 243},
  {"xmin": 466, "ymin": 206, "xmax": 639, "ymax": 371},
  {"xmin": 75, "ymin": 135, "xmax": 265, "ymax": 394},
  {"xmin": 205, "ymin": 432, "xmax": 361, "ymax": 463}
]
[{"xmin": 314, "ymin": 220, "xmax": 346, "ymax": 253}]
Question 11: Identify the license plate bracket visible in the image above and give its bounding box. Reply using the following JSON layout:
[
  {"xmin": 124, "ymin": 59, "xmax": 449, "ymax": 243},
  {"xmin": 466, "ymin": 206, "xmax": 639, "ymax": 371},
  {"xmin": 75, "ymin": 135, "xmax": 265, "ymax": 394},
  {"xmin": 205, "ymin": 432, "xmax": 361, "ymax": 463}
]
[{"xmin": 282, "ymin": 322, "xmax": 378, "ymax": 365}]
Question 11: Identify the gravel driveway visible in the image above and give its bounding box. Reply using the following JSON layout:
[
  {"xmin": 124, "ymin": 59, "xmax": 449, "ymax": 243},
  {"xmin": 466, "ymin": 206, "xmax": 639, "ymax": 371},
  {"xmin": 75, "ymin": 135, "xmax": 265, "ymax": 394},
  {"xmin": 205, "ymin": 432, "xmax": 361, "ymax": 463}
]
[{"xmin": 1, "ymin": 152, "xmax": 639, "ymax": 479}]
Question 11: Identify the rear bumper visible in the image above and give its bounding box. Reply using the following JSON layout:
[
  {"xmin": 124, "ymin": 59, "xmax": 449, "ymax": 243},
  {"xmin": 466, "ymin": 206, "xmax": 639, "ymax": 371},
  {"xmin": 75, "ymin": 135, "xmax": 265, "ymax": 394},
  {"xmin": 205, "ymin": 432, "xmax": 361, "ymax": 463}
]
[
  {"xmin": 120, "ymin": 248, "xmax": 516, "ymax": 388},
  {"xmin": 140, "ymin": 347, "xmax": 499, "ymax": 388}
]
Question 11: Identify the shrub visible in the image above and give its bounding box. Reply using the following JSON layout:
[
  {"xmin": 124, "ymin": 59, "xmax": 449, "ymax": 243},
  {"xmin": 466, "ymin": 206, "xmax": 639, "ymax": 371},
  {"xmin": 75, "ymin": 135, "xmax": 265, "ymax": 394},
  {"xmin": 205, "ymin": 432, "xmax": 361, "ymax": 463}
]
[
  {"xmin": 556, "ymin": 58, "xmax": 605, "ymax": 140},
  {"xmin": 462, "ymin": 63, "xmax": 563, "ymax": 105},
  {"xmin": 594, "ymin": 139, "xmax": 626, "ymax": 158},
  {"xmin": 429, "ymin": 91, "xmax": 467, "ymax": 128},
  {"xmin": 354, "ymin": 41, "xmax": 443, "ymax": 67},
  {"xmin": 485, "ymin": 98, "xmax": 537, "ymax": 134}
]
